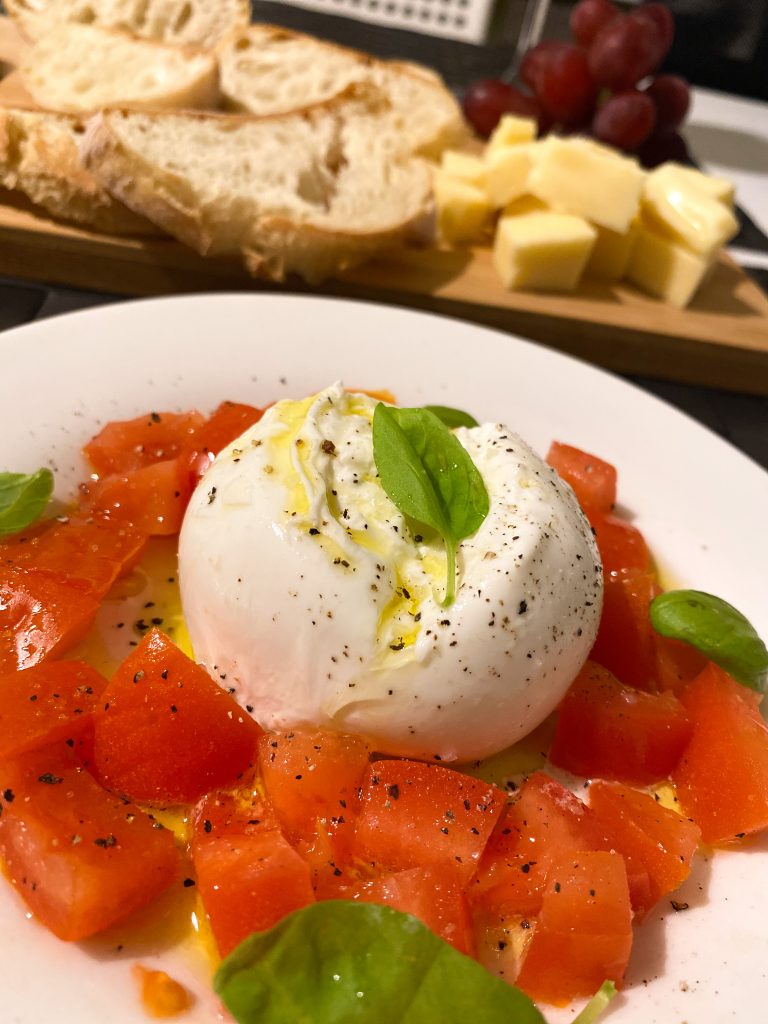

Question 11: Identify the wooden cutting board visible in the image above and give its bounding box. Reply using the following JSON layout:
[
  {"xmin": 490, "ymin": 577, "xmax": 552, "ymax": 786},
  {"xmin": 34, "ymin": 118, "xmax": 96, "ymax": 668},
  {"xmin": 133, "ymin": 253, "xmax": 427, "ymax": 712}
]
[{"xmin": 1, "ymin": 16, "xmax": 767, "ymax": 394}]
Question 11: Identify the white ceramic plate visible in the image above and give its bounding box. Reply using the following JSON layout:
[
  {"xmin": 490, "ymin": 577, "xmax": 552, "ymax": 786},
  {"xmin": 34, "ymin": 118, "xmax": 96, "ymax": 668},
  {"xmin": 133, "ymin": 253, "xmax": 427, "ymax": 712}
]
[{"xmin": 1, "ymin": 294, "xmax": 767, "ymax": 1024}]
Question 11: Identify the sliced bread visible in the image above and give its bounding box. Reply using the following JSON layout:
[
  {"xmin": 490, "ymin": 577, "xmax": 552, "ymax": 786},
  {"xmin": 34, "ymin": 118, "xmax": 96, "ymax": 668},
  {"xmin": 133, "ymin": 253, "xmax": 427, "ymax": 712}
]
[
  {"xmin": 19, "ymin": 23, "xmax": 220, "ymax": 113},
  {"xmin": 216, "ymin": 24, "xmax": 467, "ymax": 159},
  {"xmin": 6, "ymin": 0, "xmax": 250, "ymax": 50},
  {"xmin": 0, "ymin": 105, "xmax": 159, "ymax": 234},
  {"xmin": 81, "ymin": 86, "xmax": 435, "ymax": 281}
]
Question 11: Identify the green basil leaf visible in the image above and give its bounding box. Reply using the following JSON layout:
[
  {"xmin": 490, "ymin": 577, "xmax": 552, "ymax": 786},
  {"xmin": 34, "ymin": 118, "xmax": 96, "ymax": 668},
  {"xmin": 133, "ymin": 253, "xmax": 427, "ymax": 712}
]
[
  {"xmin": 572, "ymin": 981, "xmax": 617, "ymax": 1024},
  {"xmin": 214, "ymin": 901, "xmax": 546, "ymax": 1024},
  {"xmin": 423, "ymin": 405, "xmax": 479, "ymax": 429},
  {"xmin": 0, "ymin": 468, "xmax": 54, "ymax": 537},
  {"xmin": 372, "ymin": 404, "xmax": 489, "ymax": 606},
  {"xmin": 650, "ymin": 590, "xmax": 768, "ymax": 693}
]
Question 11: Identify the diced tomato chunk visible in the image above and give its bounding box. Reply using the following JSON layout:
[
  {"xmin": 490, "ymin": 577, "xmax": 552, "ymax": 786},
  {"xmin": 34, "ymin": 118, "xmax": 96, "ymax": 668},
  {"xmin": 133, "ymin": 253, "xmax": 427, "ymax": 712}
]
[
  {"xmin": 353, "ymin": 760, "xmax": 505, "ymax": 884},
  {"xmin": 672, "ymin": 664, "xmax": 768, "ymax": 843},
  {"xmin": 192, "ymin": 778, "xmax": 278, "ymax": 839},
  {"xmin": 515, "ymin": 850, "xmax": 633, "ymax": 1004},
  {"xmin": 546, "ymin": 443, "xmax": 617, "ymax": 517},
  {"xmin": 343, "ymin": 865, "xmax": 475, "ymax": 956},
  {"xmin": 91, "ymin": 629, "xmax": 262, "ymax": 803},
  {"xmin": 591, "ymin": 570, "xmax": 660, "ymax": 690},
  {"xmin": 592, "ymin": 514, "xmax": 652, "ymax": 576},
  {"xmin": 84, "ymin": 411, "xmax": 204, "ymax": 475},
  {"xmin": 652, "ymin": 632, "xmax": 708, "ymax": 694},
  {"xmin": 0, "ymin": 744, "xmax": 180, "ymax": 940},
  {"xmin": 259, "ymin": 729, "xmax": 370, "ymax": 844},
  {"xmin": 470, "ymin": 772, "xmax": 599, "ymax": 917},
  {"xmin": 1, "ymin": 515, "xmax": 147, "ymax": 597},
  {"xmin": 588, "ymin": 781, "xmax": 700, "ymax": 918},
  {"xmin": 0, "ymin": 566, "xmax": 101, "ymax": 674},
  {"xmin": 0, "ymin": 660, "xmax": 107, "ymax": 759},
  {"xmin": 81, "ymin": 459, "xmax": 193, "ymax": 536},
  {"xmin": 186, "ymin": 401, "xmax": 264, "ymax": 482},
  {"xmin": 549, "ymin": 662, "xmax": 692, "ymax": 784},
  {"xmin": 192, "ymin": 826, "xmax": 315, "ymax": 956}
]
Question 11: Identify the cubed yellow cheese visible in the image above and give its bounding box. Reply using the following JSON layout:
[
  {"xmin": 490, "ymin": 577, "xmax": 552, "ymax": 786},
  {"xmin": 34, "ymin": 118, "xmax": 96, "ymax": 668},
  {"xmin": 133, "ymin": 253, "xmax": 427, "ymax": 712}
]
[
  {"xmin": 487, "ymin": 114, "xmax": 537, "ymax": 154},
  {"xmin": 484, "ymin": 144, "xmax": 533, "ymax": 207},
  {"xmin": 502, "ymin": 195, "xmax": 547, "ymax": 218},
  {"xmin": 642, "ymin": 165, "xmax": 739, "ymax": 255},
  {"xmin": 585, "ymin": 220, "xmax": 639, "ymax": 281},
  {"xmin": 434, "ymin": 173, "xmax": 494, "ymax": 245},
  {"xmin": 440, "ymin": 150, "xmax": 486, "ymax": 187},
  {"xmin": 528, "ymin": 136, "xmax": 645, "ymax": 234},
  {"xmin": 650, "ymin": 162, "xmax": 735, "ymax": 207},
  {"xmin": 493, "ymin": 210, "xmax": 596, "ymax": 292},
  {"xmin": 626, "ymin": 222, "xmax": 713, "ymax": 307}
]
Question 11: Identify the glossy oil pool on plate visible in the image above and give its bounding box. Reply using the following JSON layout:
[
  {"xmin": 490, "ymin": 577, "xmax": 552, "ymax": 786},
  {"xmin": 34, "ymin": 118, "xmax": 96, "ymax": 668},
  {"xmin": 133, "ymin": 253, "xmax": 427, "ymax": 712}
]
[{"xmin": 1, "ymin": 294, "xmax": 767, "ymax": 1024}]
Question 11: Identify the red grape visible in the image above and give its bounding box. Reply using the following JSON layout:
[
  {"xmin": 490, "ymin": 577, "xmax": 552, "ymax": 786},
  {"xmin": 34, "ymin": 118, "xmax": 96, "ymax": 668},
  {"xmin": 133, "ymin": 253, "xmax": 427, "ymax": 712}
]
[
  {"xmin": 645, "ymin": 74, "xmax": 690, "ymax": 130},
  {"xmin": 462, "ymin": 79, "xmax": 540, "ymax": 138},
  {"xmin": 589, "ymin": 13, "xmax": 660, "ymax": 90},
  {"xmin": 636, "ymin": 129, "xmax": 690, "ymax": 168},
  {"xmin": 535, "ymin": 43, "xmax": 598, "ymax": 125},
  {"xmin": 570, "ymin": 0, "xmax": 619, "ymax": 48},
  {"xmin": 592, "ymin": 90, "xmax": 657, "ymax": 151},
  {"xmin": 634, "ymin": 3, "xmax": 675, "ymax": 66},
  {"xmin": 519, "ymin": 40, "xmax": 571, "ymax": 92}
]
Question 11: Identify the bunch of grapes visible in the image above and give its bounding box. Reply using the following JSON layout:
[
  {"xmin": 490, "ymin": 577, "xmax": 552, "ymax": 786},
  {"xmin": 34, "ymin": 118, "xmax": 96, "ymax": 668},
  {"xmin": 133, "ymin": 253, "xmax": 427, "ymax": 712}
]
[{"xmin": 463, "ymin": 0, "xmax": 691, "ymax": 162}]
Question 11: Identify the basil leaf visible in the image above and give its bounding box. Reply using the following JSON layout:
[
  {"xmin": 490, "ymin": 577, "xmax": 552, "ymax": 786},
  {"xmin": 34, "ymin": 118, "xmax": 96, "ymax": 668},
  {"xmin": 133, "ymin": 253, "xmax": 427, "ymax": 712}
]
[
  {"xmin": 0, "ymin": 468, "xmax": 54, "ymax": 537},
  {"xmin": 372, "ymin": 404, "xmax": 489, "ymax": 606},
  {"xmin": 650, "ymin": 590, "xmax": 768, "ymax": 693},
  {"xmin": 423, "ymin": 405, "xmax": 479, "ymax": 430},
  {"xmin": 572, "ymin": 981, "xmax": 617, "ymax": 1024},
  {"xmin": 214, "ymin": 901, "xmax": 546, "ymax": 1024}
]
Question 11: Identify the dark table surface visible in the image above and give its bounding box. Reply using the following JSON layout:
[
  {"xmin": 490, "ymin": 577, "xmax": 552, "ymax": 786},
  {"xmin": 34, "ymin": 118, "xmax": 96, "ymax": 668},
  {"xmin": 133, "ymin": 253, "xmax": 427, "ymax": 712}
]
[{"xmin": 1, "ymin": 1, "xmax": 767, "ymax": 472}]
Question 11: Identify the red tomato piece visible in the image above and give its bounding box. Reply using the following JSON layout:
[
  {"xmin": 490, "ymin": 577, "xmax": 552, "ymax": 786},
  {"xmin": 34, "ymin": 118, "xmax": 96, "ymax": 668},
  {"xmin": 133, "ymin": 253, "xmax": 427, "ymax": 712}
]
[
  {"xmin": 672, "ymin": 664, "xmax": 768, "ymax": 843},
  {"xmin": 592, "ymin": 513, "xmax": 652, "ymax": 576},
  {"xmin": 0, "ymin": 744, "xmax": 180, "ymax": 940},
  {"xmin": 590, "ymin": 569, "xmax": 659, "ymax": 690},
  {"xmin": 186, "ymin": 401, "xmax": 264, "ymax": 482},
  {"xmin": 1, "ymin": 515, "xmax": 146, "ymax": 597},
  {"xmin": 353, "ymin": 760, "xmax": 505, "ymax": 884},
  {"xmin": 549, "ymin": 661, "xmax": 692, "ymax": 784},
  {"xmin": 588, "ymin": 781, "xmax": 701, "ymax": 918},
  {"xmin": 0, "ymin": 660, "xmax": 107, "ymax": 760},
  {"xmin": 81, "ymin": 458, "xmax": 193, "ymax": 536},
  {"xmin": 84, "ymin": 410, "xmax": 204, "ymax": 475},
  {"xmin": 0, "ymin": 566, "xmax": 101, "ymax": 674},
  {"xmin": 652, "ymin": 632, "xmax": 708, "ymax": 695},
  {"xmin": 546, "ymin": 442, "xmax": 617, "ymax": 517},
  {"xmin": 515, "ymin": 850, "xmax": 633, "ymax": 1004},
  {"xmin": 192, "ymin": 778, "xmax": 278, "ymax": 839},
  {"xmin": 470, "ymin": 771, "xmax": 599, "ymax": 917},
  {"xmin": 91, "ymin": 629, "xmax": 262, "ymax": 803},
  {"xmin": 259, "ymin": 729, "xmax": 370, "ymax": 844},
  {"xmin": 192, "ymin": 827, "xmax": 315, "ymax": 956},
  {"xmin": 344, "ymin": 865, "xmax": 475, "ymax": 956}
]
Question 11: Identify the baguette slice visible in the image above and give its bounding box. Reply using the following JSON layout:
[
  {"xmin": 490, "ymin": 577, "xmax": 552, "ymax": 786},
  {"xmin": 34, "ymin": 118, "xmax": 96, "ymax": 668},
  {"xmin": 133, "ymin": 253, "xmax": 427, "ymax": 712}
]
[
  {"xmin": 0, "ymin": 105, "xmax": 159, "ymax": 234},
  {"xmin": 20, "ymin": 24, "xmax": 220, "ymax": 113},
  {"xmin": 217, "ymin": 24, "xmax": 467, "ymax": 159},
  {"xmin": 6, "ymin": 0, "xmax": 250, "ymax": 49},
  {"xmin": 81, "ymin": 86, "xmax": 435, "ymax": 282}
]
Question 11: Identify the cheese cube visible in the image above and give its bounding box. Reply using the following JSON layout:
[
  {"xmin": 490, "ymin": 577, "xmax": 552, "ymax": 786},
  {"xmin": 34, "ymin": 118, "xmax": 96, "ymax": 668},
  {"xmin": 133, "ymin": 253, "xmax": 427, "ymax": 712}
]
[
  {"xmin": 585, "ymin": 220, "xmax": 639, "ymax": 281},
  {"xmin": 440, "ymin": 150, "xmax": 486, "ymax": 187},
  {"xmin": 434, "ymin": 173, "xmax": 494, "ymax": 245},
  {"xmin": 650, "ymin": 162, "xmax": 735, "ymax": 207},
  {"xmin": 493, "ymin": 210, "xmax": 596, "ymax": 292},
  {"xmin": 529, "ymin": 136, "xmax": 645, "ymax": 234},
  {"xmin": 487, "ymin": 114, "xmax": 537, "ymax": 154},
  {"xmin": 485, "ymin": 144, "xmax": 533, "ymax": 207},
  {"xmin": 502, "ymin": 196, "xmax": 547, "ymax": 218},
  {"xmin": 643, "ymin": 165, "xmax": 739, "ymax": 255},
  {"xmin": 626, "ymin": 222, "xmax": 713, "ymax": 307}
]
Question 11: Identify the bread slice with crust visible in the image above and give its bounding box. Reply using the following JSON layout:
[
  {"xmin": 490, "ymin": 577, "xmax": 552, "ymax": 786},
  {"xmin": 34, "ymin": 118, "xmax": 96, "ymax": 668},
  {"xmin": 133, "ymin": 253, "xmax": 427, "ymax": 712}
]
[
  {"xmin": 80, "ymin": 86, "xmax": 435, "ymax": 281},
  {"xmin": 0, "ymin": 105, "xmax": 159, "ymax": 234},
  {"xmin": 216, "ymin": 24, "xmax": 467, "ymax": 159},
  {"xmin": 19, "ymin": 23, "xmax": 220, "ymax": 113},
  {"xmin": 6, "ymin": 0, "xmax": 250, "ymax": 49}
]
